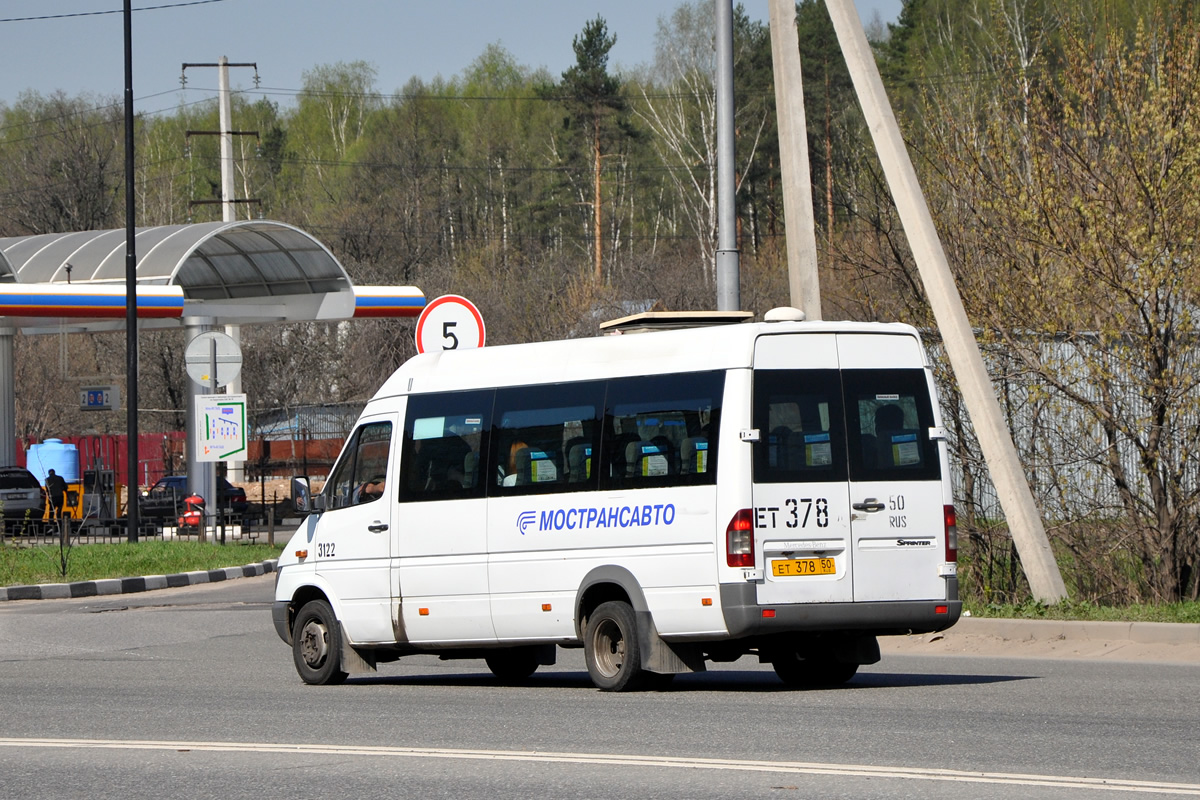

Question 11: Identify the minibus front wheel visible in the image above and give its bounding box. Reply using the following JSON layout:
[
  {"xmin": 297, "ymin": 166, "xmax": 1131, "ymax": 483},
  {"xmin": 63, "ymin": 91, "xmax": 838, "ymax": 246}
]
[{"xmin": 292, "ymin": 599, "xmax": 349, "ymax": 685}]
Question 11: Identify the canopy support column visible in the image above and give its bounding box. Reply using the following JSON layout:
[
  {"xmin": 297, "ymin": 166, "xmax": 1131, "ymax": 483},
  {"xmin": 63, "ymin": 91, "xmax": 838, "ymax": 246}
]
[
  {"xmin": 0, "ymin": 328, "xmax": 14, "ymax": 465},
  {"xmin": 184, "ymin": 317, "xmax": 218, "ymax": 541}
]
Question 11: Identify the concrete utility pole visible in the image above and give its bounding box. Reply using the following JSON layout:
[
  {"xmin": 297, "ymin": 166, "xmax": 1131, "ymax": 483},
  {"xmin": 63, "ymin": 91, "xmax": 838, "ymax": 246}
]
[
  {"xmin": 217, "ymin": 57, "xmax": 244, "ymax": 483},
  {"xmin": 217, "ymin": 57, "xmax": 237, "ymax": 225},
  {"xmin": 714, "ymin": 0, "xmax": 740, "ymax": 312},
  {"xmin": 181, "ymin": 57, "xmax": 258, "ymax": 487},
  {"xmin": 823, "ymin": 0, "xmax": 1067, "ymax": 602},
  {"xmin": 184, "ymin": 316, "xmax": 216, "ymax": 541},
  {"xmin": 768, "ymin": 0, "xmax": 822, "ymax": 319}
]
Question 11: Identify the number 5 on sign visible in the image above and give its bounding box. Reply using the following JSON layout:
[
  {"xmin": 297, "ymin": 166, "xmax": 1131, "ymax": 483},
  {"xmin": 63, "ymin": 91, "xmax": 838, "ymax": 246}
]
[{"xmin": 415, "ymin": 295, "xmax": 486, "ymax": 354}]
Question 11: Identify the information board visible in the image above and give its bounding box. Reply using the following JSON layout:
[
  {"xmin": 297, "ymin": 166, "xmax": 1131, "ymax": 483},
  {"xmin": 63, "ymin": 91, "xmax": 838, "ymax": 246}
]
[{"xmin": 195, "ymin": 394, "xmax": 247, "ymax": 462}]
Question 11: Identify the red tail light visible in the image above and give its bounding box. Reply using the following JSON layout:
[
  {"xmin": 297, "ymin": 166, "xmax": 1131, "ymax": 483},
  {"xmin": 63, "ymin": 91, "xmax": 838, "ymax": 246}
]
[
  {"xmin": 726, "ymin": 509, "xmax": 754, "ymax": 568},
  {"xmin": 944, "ymin": 505, "xmax": 958, "ymax": 563}
]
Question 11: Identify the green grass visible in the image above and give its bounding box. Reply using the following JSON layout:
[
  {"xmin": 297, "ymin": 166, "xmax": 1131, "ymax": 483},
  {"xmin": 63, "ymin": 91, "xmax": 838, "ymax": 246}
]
[
  {"xmin": 5, "ymin": 541, "xmax": 1199, "ymax": 624},
  {"xmin": 0, "ymin": 540, "xmax": 284, "ymax": 587},
  {"xmin": 964, "ymin": 598, "xmax": 1200, "ymax": 624}
]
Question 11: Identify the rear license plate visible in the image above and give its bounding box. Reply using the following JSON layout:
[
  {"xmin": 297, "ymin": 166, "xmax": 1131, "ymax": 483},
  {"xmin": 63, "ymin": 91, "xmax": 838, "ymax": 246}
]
[{"xmin": 771, "ymin": 557, "xmax": 836, "ymax": 577}]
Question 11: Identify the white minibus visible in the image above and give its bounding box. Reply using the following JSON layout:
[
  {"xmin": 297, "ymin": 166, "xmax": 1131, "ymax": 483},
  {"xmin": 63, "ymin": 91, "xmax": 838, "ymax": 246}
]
[{"xmin": 273, "ymin": 309, "xmax": 960, "ymax": 690}]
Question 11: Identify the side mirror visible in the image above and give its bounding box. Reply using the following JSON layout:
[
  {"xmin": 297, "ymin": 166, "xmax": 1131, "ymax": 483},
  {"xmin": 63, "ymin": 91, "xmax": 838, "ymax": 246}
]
[{"xmin": 291, "ymin": 477, "xmax": 324, "ymax": 514}]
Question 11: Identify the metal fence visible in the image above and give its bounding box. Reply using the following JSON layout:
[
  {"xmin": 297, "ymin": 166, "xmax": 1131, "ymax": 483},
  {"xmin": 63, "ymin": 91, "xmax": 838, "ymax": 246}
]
[
  {"xmin": 245, "ymin": 403, "xmax": 364, "ymax": 479},
  {"xmin": 928, "ymin": 335, "xmax": 1200, "ymax": 525}
]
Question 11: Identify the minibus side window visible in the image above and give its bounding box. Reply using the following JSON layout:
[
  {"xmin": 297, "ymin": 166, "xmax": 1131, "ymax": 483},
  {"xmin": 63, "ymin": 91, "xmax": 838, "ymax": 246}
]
[
  {"xmin": 752, "ymin": 369, "xmax": 847, "ymax": 483},
  {"xmin": 398, "ymin": 390, "xmax": 492, "ymax": 502},
  {"xmin": 600, "ymin": 371, "xmax": 723, "ymax": 490},
  {"xmin": 489, "ymin": 381, "xmax": 604, "ymax": 495},
  {"xmin": 326, "ymin": 421, "xmax": 393, "ymax": 511},
  {"xmin": 842, "ymin": 369, "xmax": 941, "ymax": 482}
]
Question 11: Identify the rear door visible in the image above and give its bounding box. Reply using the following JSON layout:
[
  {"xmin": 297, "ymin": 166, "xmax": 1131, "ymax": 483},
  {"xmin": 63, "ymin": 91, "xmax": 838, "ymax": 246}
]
[
  {"xmin": 751, "ymin": 334, "xmax": 854, "ymax": 604},
  {"xmin": 838, "ymin": 334, "xmax": 948, "ymax": 602}
]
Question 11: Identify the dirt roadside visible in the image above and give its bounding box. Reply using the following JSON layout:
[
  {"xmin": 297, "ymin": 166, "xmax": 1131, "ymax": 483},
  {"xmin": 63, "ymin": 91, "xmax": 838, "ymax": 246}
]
[{"xmin": 881, "ymin": 617, "xmax": 1200, "ymax": 664}]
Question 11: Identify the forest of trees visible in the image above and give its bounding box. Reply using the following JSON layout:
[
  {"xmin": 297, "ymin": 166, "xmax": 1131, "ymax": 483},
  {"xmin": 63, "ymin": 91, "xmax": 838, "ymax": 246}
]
[{"xmin": 1, "ymin": 0, "xmax": 1198, "ymax": 604}]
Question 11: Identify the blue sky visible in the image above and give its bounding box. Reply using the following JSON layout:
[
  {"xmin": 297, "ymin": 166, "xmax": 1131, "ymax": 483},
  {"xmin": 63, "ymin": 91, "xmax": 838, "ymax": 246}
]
[{"xmin": 0, "ymin": 0, "xmax": 903, "ymax": 110}]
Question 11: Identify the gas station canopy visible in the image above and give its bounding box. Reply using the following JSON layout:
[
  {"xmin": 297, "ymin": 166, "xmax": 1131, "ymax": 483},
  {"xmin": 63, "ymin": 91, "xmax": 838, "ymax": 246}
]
[
  {"xmin": 0, "ymin": 219, "xmax": 423, "ymax": 331},
  {"xmin": 0, "ymin": 220, "xmax": 423, "ymax": 469}
]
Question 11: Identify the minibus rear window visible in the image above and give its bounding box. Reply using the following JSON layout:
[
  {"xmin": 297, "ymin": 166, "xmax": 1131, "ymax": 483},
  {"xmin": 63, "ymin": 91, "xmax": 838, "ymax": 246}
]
[
  {"xmin": 753, "ymin": 368, "xmax": 941, "ymax": 484},
  {"xmin": 842, "ymin": 369, "xmax": 941, "ymax": 482},
  {"xmin": 753, "ymin": 369, "xmax": 848, "ymax": 484}
]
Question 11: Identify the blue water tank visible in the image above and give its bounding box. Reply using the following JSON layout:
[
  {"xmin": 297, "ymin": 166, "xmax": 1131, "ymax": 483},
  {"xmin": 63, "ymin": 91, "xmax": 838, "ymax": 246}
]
[{"xmin": 27, "ymin": 439, "xmax": 81, "ymax": 484}]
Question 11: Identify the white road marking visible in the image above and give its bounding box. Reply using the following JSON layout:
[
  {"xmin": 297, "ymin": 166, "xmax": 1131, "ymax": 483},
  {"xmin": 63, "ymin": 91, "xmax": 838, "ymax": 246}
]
[{"xmin": 1, "ymin": 737, "xmax": 1198, "ymax": 795}]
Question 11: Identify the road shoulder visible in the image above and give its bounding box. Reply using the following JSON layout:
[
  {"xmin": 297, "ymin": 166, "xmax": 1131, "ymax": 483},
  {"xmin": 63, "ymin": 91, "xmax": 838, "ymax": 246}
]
[{"xmin": 882, "ymin": 616, "xmax": 1200, "ymax": 664}]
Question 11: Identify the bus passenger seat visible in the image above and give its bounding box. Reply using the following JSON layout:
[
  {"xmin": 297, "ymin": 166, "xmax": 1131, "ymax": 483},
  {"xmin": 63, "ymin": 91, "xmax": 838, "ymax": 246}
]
[
  {"xmin": 680, "ymin": 436, "xmax": 709, "ymax": 474},
  {"xmin": 515, "ymin": 447, "xmax": 559, "ymax": 485},
  {"xmin": 623, "ymin": 439, "xmax": 644, "ymax": 478},
  {"xmin": 873, "ymin": 404, "xmax": 917, "ymax": 468},
  {"xmin": 512, "ymin": 447, "xmax": 533, "ymax": 485},
  {"xmin": 652, "ymin": 435, "xmax": 676, "ymax": 474},
  {"xmin": 769, "ymin": 426, "xmax": 792, "ymax": 470},
  {"xmin": 631, "ymin": 440, "xmax": 670, "ymax": 478},
  {"xmin": 567, "ymin": 443, "xmax": 593, "ymax": 483},
  {"xmin": 462, "ymin": 450, "xmax": 478, "ymax": 489}
]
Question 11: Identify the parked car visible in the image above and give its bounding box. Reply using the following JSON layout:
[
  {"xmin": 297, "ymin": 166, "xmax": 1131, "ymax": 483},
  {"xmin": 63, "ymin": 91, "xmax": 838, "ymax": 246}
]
[
  {"xmin": 0, "ymin": 466, "xmax": 46, "ymax": 527},
  {"xmin": 139, "ymin": 475, "xmax": 249, "ymax": 521}
]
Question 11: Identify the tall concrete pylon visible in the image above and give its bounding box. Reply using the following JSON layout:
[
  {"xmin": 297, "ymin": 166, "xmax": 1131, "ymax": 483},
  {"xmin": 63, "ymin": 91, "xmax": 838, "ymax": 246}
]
[
  {"xmin": 768, "ymin": 0, "xmax": 822, "ymax": 320},
  {"xmin": 217, "ymin": 56, "xmax": 245, "ymax": 484},
  {"xmin": 806, "ymin": 0, "xmax": 1067, "ymax": 601}
]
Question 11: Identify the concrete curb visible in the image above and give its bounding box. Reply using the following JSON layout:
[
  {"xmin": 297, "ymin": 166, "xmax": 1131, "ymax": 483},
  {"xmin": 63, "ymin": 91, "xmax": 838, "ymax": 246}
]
[
  {"xmin": 4, "ymin": 570, "xmax": 1197, "ymax": 650},
  {"xmin": 954, "ymin": 616, "xmax": 1200, "ymax": 646},
  {"xmin": 0, "ymin": 559, "xmax": 278, "ymax": 602}
]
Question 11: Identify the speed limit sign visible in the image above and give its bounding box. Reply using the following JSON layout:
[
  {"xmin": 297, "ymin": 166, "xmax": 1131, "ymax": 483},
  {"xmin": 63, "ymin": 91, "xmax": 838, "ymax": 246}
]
[{"xmin": 415, "ymin": 295, "xmax": 486, "ymax": 354}]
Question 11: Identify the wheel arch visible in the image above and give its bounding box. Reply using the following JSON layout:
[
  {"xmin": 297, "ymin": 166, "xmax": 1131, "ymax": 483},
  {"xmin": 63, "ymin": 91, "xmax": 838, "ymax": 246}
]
[
  {"xmin": 574, "ymin": 565, "xmax": 649, "ymax": 639},
  {"xmin": 283, "ymin": 581, "xmax": 337, "ymax": 642}
]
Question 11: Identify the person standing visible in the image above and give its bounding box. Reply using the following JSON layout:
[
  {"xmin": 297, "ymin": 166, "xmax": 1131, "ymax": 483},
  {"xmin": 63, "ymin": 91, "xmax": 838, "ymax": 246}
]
[{"xmin": 44, "ymin": 469, "xmax": 68, "ymax": 519}]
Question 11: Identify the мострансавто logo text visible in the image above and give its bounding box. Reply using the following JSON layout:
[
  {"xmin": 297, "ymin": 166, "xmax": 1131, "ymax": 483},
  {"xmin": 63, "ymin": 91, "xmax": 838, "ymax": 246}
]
[{"xmin": 517, "ymin": 504, "xmax": 677, "ymax": 534}]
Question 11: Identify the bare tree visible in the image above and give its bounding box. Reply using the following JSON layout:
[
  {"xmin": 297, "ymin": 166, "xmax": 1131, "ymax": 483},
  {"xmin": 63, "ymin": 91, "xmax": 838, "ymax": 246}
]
[
  {"xmin": 922, "ymin": 8, "xmax": 1200, "ymax": 602},
  {"xmin": 632, "ymin": 1, "xmax": 768, "ymax": 287},
  {"xmin": 0, "ymin": 92, "xmax": 123, "ymax": 235}
]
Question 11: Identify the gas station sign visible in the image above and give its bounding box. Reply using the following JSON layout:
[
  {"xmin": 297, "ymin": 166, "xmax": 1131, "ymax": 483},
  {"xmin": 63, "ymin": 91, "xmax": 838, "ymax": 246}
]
[{"xmin": 80, "ymin": 385, "xmax": 120, "ymax": 411}]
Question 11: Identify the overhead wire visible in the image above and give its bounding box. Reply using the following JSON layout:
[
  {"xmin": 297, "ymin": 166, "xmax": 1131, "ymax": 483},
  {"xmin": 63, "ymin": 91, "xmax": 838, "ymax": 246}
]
[{"xmin": 0, "ymin": 0, "xmax": 230, "ymax": 24}]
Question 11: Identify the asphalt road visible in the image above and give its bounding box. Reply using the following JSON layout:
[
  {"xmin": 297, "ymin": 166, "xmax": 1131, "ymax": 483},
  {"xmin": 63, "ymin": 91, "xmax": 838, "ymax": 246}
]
[{"xmin": 1, "ymin": 576, "xmax": 1197, "ymax": 799}]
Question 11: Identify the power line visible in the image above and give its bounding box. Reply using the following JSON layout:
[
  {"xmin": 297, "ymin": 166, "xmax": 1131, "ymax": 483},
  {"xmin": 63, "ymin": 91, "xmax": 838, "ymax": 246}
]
[
  {"xmin": 0, "ymin": 92, "xmax": 228, "ymax": 145},
  {"xmin": 0, "ymin": 0, "xmax": 230, "ymax": 24}
]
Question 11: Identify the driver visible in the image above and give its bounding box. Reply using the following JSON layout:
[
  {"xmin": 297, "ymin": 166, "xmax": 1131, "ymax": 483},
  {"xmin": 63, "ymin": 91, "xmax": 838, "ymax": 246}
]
[{"xmin": 357, "ymin": 477, "xmax": 385, "ymax": 503}]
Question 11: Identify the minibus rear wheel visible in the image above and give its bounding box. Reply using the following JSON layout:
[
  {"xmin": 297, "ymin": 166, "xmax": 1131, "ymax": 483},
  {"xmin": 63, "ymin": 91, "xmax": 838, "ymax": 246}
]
[
  {"xmin": 292, "ymin": 599, "xmax": 348, "ymax": 685},
  {"xmin": 584, "ymin": 601, "xmax": 649, "ymax": 691},
  {"xmin": 771, "ymin": 654, "xmax": 857, "ymax": 687},
  {"xmin": 485, "ymin": 647, "xmax": 541, "ymax": 683}
]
